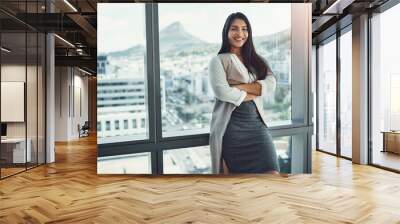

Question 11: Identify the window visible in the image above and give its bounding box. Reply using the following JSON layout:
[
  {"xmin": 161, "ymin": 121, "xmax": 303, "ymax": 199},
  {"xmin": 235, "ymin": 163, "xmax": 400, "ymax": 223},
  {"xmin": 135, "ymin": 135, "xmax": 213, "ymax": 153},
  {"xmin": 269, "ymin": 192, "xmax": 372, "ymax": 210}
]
[
  {"xmin": 141, "ymin": 118, "xmax": 145, "ymax": 128},
  {"xmin": 97, "ymin": 3, "xmax": 148, "ymax": 143},
  {"xmin": 371, "ymin": 4, "xmax": 400, "ymax": 171},
  {"xmin": 317, "ymin": 37, "xmax": 337, "ymax": 155},
  {"xmin": 106, "ymin": 121, "xmax": 111, "ymax": 131},
  {"xmin": 124, "ymin": 120, "xmax": 128, "ymax": 129},
  {"xmin": 339, "ymin": 29, "xmax": 352, "ymax": 158},
  {"xmin": 97, "ymin": 122, "xmax": 102, "ymax": 131},
  {"xmin": 97, "ymin": 3, "xmax": 311, "ymax": 175},
  {"xmin": 158, "ymin": 4, "xmax": 291, "ymax": 137},
  {"xmin": 132, "ymin": 119, "xmax": 137, "ymax": 128},
  {"xmin": 163, "ymin": 146, "xmax": 211, "ymax": 174},
  {"xmin": 114, "ymin": 120, "xmax": 120, "ymax": 130},
  {"xmin": 97, "ymin": 152, "xmax": 152, "ymax": 174}
]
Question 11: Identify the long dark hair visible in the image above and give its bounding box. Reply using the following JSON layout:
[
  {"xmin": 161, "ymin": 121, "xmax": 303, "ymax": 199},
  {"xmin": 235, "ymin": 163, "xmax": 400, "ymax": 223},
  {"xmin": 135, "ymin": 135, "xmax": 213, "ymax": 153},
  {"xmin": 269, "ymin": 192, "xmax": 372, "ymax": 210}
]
[{"xmin": 218, "ymin": 12, "xmax": 271, "ymax": 80}]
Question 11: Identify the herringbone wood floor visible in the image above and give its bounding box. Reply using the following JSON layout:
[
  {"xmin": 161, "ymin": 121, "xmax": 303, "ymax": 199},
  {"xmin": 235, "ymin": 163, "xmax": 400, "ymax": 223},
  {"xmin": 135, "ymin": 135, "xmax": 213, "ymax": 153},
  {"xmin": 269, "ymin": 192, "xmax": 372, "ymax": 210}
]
[{"xmin": 1, "ymin": 135, "xmax": 400, "ymax": 224}]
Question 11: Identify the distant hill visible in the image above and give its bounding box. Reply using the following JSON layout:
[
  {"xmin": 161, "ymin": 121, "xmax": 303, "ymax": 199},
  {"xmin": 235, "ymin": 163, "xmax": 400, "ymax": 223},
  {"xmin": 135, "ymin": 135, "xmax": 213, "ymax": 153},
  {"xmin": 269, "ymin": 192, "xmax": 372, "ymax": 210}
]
[
  {"xmin": 103, "ymin": 22, "xmax": 290, "ymax": 59},
  {"xmin": 106, "ymin": 45, "xmax": 145, "ymax": 58}
]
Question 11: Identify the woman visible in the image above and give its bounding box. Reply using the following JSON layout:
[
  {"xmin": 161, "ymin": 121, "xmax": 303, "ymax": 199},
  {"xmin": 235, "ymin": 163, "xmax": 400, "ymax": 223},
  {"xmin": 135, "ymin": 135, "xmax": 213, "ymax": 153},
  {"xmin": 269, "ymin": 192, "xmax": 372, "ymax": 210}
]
[{"xmin": 209, "ymin": 12, "xmax": 279, "ymax": 174}]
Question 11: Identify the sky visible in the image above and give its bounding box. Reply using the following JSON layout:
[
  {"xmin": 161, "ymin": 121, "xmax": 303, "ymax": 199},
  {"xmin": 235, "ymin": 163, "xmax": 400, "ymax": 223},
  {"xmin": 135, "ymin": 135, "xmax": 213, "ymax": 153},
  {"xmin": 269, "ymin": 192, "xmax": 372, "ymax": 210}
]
[{"xmin": 98, "ymin": 3, "xmax": 292, "ymax": 53}]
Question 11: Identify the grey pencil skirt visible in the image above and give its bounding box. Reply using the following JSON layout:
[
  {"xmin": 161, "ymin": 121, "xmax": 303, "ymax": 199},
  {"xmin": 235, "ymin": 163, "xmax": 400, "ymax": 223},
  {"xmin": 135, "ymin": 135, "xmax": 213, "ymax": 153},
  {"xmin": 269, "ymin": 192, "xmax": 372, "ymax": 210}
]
[{"xmin": 222, "ymin": 101, "xmax": 279, "ymax": 173}]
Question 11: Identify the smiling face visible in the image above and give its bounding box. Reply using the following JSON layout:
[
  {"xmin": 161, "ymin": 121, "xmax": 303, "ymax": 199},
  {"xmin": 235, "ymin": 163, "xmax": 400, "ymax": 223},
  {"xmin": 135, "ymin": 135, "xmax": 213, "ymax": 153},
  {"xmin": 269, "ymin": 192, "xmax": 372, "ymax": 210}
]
[{"xmin": 228, "ymin": 19, "xmax": 248, "ymax": 51}]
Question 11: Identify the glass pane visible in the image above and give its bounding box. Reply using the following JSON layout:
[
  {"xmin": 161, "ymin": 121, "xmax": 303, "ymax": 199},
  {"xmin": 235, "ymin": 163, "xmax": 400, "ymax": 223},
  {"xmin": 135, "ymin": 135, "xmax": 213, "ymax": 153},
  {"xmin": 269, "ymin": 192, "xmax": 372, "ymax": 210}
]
[
  {"xmin": 163, "ymin": 146, "xmax": 212, "ymax": 174},
  {"xmin": 274, "ymin": 136, "xmax": 292, "ymax": 174},
  {"xmin": 1, "ymin": 31, "xmax": 27, "ymax": 177},
  {"xmin": 340, "ymin": 30, "xmax": 352, "ymax": 158},
  {"xmin": 255, "ymin": 11, "xmax": 291, "ymax": 126},
  {"xmin": 162, "ymin": 135, "xmax": 303, "ymax": 174},
  {"xmin": 318, "ymin": 38, "xmax": 337, "ymax": 154},
  {"xmin": 158, "ymin": 4, "xmax": 292, "ymax": 137},
  {"xmin": 27, "ymin": 31, "xmax": 38, "ymax": 169},
  {"xmin": 26, "ymin": 0, "xmax": 39, "ymax": 169},
  {"xmin": 371, "ymin": 4, "xmax": 400, "ymax": 171},
  {"xmin": 97, "ymin": 152, "xmax": 152, "ymax": 174},
  {"xmin": 97, "ymin": 4, "xmax": 148, "ymax": 144}
]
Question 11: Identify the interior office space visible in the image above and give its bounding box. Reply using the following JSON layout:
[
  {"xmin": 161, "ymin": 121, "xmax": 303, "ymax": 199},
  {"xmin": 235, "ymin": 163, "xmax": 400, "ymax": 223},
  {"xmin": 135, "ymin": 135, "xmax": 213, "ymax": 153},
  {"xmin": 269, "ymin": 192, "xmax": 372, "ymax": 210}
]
[
  {"xmin": 1, "ymin": 0, "xmax": 400, "ymax": 223},
  {"xmin": 0, "ymin": 0, "xmax": 97, "ymax": 179},
  {"xmin": 312, "ymin": 0, "xmax": 400, "ymax": 172}
]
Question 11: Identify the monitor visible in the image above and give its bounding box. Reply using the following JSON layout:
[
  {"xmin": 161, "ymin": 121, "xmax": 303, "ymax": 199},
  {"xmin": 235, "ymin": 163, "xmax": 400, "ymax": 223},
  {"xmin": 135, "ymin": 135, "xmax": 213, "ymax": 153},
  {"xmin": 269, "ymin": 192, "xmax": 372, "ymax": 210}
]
[{"xmin": 1, "ymin": 123, "xmax": 7, "ymax": 137}]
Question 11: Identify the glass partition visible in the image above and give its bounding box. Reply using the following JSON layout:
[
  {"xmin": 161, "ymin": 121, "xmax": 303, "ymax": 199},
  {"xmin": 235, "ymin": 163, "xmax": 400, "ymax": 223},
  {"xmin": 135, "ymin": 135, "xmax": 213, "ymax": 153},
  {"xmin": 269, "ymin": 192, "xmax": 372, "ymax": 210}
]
[
  {"xmin": 339, "ymin": 29, "xmax": 352, "ymax": 158},
  {"xmin": 27, "ymin": 30, "xmax": 38, "ymax": 169},
  {"xmin": 317, "ymin": 37, "xmax": 337, "ymax": 155},
  {"xmin": 0, "ymin": 2, "xmax": 46, "ymax": 179},
  {"xmin": 1, "ymin": 31, "xmax": 28, "ymax": 177}
]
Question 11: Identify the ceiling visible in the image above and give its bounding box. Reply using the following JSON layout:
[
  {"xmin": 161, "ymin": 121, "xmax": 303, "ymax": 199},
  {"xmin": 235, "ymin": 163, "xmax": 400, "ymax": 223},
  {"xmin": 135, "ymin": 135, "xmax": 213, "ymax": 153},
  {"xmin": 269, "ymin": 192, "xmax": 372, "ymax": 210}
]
[
  {"xmin": 1, "ymin": 0, "xmax": 98, "ymax": 73},
  {"xmin": 0, "ymin": 0, "xmax": 394, "ymax": 75}
]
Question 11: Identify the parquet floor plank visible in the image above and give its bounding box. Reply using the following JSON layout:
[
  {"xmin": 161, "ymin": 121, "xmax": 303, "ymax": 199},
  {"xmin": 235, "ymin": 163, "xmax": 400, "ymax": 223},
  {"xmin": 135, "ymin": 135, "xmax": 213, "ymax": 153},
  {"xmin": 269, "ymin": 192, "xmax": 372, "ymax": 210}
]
[{"xmin": 1, "ymin": 135, "xmax": 399, "ymax": 223}]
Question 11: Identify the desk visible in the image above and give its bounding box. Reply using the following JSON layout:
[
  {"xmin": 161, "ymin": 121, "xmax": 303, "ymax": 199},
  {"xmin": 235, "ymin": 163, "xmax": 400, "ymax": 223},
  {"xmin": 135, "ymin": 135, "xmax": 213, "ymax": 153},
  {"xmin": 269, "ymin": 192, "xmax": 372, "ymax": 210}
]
[
  {"xmin": 1, "ymin": 138, "xmax": 31, "ymax": 163},
  {"xmin": 382, "ymin": 131, "xmax": 400, "ymax": 154}
]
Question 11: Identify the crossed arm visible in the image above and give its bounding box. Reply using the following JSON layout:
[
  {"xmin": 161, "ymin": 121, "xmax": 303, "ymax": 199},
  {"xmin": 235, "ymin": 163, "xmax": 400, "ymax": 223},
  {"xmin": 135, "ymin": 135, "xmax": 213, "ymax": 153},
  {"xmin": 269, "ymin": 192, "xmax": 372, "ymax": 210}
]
[
  {"xmin": 230, "ymin": 75, "xmax": 276, "ymax": 102},
  {"xmin": 231, "ymin": 82, "xmax": 261, "ymax": 101},
  {"xmin": 209, "ymin": 57, "xmax": 274, "ymax": 106}
]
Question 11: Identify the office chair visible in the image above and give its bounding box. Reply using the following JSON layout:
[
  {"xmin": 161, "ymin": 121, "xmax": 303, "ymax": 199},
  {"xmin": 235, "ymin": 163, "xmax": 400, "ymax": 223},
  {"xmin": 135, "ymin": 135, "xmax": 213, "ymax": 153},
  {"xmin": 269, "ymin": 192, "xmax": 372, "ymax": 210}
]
[{"xmin": 79, "ymin": 121, "xmax": 90, "ymax": 138}]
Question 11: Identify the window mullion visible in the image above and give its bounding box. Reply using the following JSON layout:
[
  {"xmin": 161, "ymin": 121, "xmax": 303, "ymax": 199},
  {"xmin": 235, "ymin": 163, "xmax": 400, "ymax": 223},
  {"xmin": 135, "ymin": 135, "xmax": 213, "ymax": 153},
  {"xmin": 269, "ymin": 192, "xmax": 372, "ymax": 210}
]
[
  {"xmin": 145, "ymin": 4, "xmax": 161, "ymax": 174},
  {"xmin": 152, "ymin": 4, "xmax": 162, "ymax": 145},
  {"xmin": 145, "ymin": 3, "xmax": 157, "ymax": 145},
  {"xmin": 145, "ymin": 4, "xmax": 164, "ymax": 174}
]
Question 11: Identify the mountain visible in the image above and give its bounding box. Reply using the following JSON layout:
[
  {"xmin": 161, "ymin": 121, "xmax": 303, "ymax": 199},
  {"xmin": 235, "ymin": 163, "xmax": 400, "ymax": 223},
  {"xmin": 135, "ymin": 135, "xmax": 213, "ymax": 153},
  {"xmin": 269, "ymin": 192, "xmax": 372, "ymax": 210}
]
[
  {"xmin": 159, "ymin": 22, "xmax": 206, "ymax": 53},
  {"xmin": 104, "ymin": 23, "xmax": 291, "ymax": 59},
  {"xmin": 105, "ymin": 22, "xmax": 208, "ymax": 58}
]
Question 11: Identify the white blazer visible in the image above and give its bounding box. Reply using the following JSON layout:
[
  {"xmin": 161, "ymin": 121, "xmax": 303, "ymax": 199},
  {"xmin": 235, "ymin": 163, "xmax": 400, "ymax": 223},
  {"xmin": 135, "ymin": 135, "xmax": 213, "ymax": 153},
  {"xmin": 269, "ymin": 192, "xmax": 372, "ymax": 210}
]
[{"xmin": 208, "ymin": 53, "xmax": 276, "ymax": 174}]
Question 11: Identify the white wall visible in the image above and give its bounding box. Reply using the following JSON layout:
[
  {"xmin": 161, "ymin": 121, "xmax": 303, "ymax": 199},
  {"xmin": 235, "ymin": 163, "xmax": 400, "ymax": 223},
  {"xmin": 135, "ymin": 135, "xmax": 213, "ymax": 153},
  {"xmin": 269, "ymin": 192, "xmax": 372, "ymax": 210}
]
[
  {"xmin": 72, "ymin": 73, "xmax": 89, "ymax": 138},
  {"xmin": 55, "ymin": 67, "xmax": 89, "ymax": 141},
  {"xmin": 55, "ymin": 66, "xmax": 69, "ymax": 141}
]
